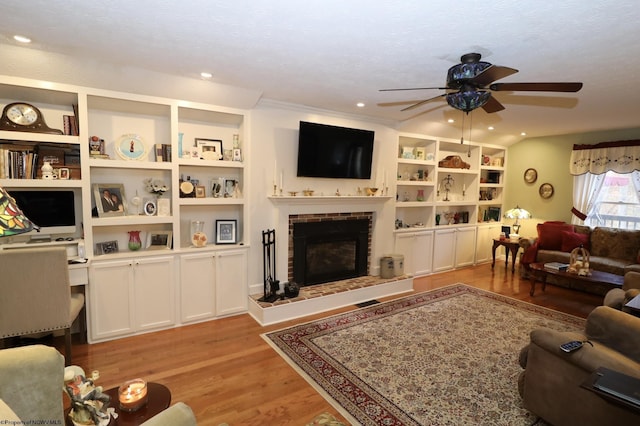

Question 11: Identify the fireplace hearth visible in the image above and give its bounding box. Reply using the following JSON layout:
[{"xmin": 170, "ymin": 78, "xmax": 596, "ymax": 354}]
[{"xmin": 291, "ymin": 215, "xmax": 371, "ymax": 286}]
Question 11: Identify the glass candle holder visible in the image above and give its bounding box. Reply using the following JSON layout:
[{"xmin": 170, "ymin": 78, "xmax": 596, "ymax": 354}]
[
  {"xmin": 191, "ymin": 220, "xmax": 207, "ymax": 247},
  {"xmin": 118, "ymin": 378, "xmax": 148, "ymax": 412}
]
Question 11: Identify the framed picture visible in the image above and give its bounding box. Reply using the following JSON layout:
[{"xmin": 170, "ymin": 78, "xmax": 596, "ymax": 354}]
[
  {"xmin": 195, "ymin": 138, "xmax": 223, "ymax": 160},
  {"xmin": 232, "ymin": 148, "xmax": 242, "ymax": 162},
  {"xmin": 146, "ymin": 231, "xmax": 172, "ymax": 250},
  {"xmin": 215, "ymin": 219, "xmax": 237, "ymax": 244},
  {"xmin": 143, "ymin": 198, "xmax": 157, "ymax": 216},
  {"xmin": 195, "ymin": 185, "xmax": 206, "ymax": 198},
  {"xmin": 93, "ymin": 184, "xmax": 127, "ymax": 217},
  {"xmin": 95, "ymin": 240, "xmax": 119, "ymax": 255},
  {"xmin": 415, "ymin": 147, "xmax": 426, "ymax": 160},
  {"xmin": 501, "ymin": 225, "xmax": 511, "ymax": 236},
  {"xmin": 156, "ymin": 198, "xmax": 170, "ymax": 216},
  {"xmin": 487, "ymin": 206, "xmax": 501, "ymax": 222},
  {"xmin": 57, "ymin": 168, "xmax": 70, "ymax": 180}
]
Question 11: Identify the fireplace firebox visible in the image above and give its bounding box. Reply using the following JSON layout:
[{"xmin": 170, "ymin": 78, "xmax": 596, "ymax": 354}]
[{"xmin": 292, "ymin": 218, "xmax": 370, "ymax": 286}]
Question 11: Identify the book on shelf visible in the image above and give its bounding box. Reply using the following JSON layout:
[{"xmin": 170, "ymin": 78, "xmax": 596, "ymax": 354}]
[{"xmin": 544, "ymin": 262, "xmax": 569, "ymax": 271}]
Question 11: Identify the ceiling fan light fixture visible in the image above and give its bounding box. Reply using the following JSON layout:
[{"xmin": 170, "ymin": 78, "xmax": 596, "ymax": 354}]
[{"xmin": 446, "ymin": 91, "xmax": 491, "ymax": 113}]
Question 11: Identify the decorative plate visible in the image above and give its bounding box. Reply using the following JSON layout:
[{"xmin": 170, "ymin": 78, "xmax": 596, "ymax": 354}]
[
  {"xmin": 524, "ymin": 168, "xmax": 538, "ymax": 183},
  {"xmin": 115, "ymin": 134, "xmax": 148, "ymax": 161},
  {"xmin": 539, "ymin": 182, "xmax": 554, "ymax": 199}
]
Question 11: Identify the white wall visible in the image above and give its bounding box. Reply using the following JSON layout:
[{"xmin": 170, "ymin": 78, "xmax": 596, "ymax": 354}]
[{"xmin": 246, "ymin": 101, "xmax": 399, "ymax": 293}]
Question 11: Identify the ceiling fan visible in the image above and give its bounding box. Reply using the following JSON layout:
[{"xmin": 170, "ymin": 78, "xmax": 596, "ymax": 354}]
[{"xmin": 379, "ymin": 53, "xmax": 583, "ymax": 114}]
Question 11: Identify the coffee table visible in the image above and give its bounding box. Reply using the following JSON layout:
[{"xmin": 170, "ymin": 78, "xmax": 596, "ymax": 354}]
[
  {"xmin": 528, "ymin": 262, "xmax": 623, "ymax": 296},
  {"xmin": 65, "ymin": 382, "xmax": 171, "ymax": 426}
]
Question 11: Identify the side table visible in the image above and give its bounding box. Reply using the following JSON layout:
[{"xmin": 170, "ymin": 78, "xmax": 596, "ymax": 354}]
[
  {"xmin": 491, "ymin": 238, "xmax": 520, "ymax": 273},
  {"xmin": 65, "ymin": 382, "xmax": 171, "ymax": 426}
]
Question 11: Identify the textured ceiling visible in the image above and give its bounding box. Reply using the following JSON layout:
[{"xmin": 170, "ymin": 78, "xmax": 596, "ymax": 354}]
[{"xmin": 1, "ymin": 0, "xmax": 639, "ymax": 146}]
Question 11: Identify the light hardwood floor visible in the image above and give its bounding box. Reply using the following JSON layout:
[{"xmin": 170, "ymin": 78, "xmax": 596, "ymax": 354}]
[{"xmin": 57, "ymin": 263, "xmax": 601, "ymax": 425}]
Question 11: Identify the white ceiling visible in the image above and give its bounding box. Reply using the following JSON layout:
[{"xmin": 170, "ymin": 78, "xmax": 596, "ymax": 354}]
[{"xmin": 1, "ymin": 0, "xmax": 640, "ymax": 146}]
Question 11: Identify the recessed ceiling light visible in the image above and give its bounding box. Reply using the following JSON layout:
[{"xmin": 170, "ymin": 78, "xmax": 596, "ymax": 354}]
[
  {"xmin": 521, "ymin": 132, "xmax": 527, "ymax": 136},
  {"xmin": 356, "ymin": 102, "xmax": 365, "ymax": 108},
  {"xmin": 488, "ymin": 126, "xmax": 494, "ymax": 130},
  {"xmin": 200, "ymin": 72, "xmax": 212, "ymax": 79},
  {"xmin": 13, "ymin": 35, "xmax": 31, "ymax": 43},
  {"xmin": 447, "ymin": 119, "xmax": 455, "ymax": 123}
]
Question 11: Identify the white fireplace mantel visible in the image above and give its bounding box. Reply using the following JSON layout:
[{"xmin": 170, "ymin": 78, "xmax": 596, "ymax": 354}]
[{"xmin": 268, "ymin": 195, "xmax": 392, "ymax": 206}]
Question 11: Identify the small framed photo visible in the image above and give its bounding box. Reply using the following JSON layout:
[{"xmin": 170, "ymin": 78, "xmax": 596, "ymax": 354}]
[
  {"xmin": 95, "ymin": 240, "xmax": 119, "ymax": 255},
  {"xmin": 57, "ymin": 168, "xmax": 70, "ymax": 180},
  {"xmin": 232, "ymin": 148, "xmax": 242, "ymax": 162},
  {"xmin": 415, "ymin": 147, "xmax": 426, "ymax": 160},
  {"xmin": 195, "ymin": 185, "xmax": 206, "ymax": 198},
  {"xmin": 195, "ymin": 138, "xmax": 223, "ymax": 160},
  {"xmin": 157, "ymin": 198, "xmax": 170, "ymax": 217},
  {"xmin": 143, "ymin": 198, "xmax": 157, "ymax": 216},
  {"xmin": 147, "ymin": 231, "xmax": 172, "ymax": 250},
  {"xmin": 215, "ymin": 219, "xmax": 237, "ymax": 244},
  {"xmin": 93, "ymin": 184, "xmax": 127, "ymax": 217}
]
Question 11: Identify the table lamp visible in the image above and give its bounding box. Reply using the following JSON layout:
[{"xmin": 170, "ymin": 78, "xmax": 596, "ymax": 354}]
[
  {"xmin": 504, "ymin": 205, "xmax": 531, "ymax": 236},
  {"xmin": 0, "ymin": 186, "xmax": 39, "ymax": 237}
]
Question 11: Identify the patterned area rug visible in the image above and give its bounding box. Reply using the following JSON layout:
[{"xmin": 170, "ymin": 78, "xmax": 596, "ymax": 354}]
[{"xmin": 263, "ymin": 284, "xmax": 585, "ymax": 425}]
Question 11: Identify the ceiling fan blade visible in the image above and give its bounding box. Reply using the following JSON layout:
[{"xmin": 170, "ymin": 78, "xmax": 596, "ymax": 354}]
[
  {"xmin": 377, "ymin": 99, "xmax": 431, "ymax": 107},
  {"xmin": 379, "ymin": 87, "xmax": 448, "ymax": 92},
  {"xmin": 401, "ymin": 94, "xmax": 446, "ymax": 112},
  {"xmin": 471, "ymin": 65, "xmax": 519, "ymax": 86},
  {"xmin": 490, "ymin": 82, "xmax": 583, "ymax": 92},
  {"xmin": 481, "ymin": 95, "xmax": 505, "ymax": 113}
]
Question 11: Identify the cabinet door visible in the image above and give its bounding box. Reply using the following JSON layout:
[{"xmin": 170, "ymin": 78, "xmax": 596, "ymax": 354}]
[
  {"xmin": 414, "ymin": 231, "xmax": 434, "ymax": 276},
  {"xmin": 133, "ymin": 256, "xmax": 176, "ymax": 331},
  {"xmin": 89, "ymin": 259, "xmax": 134, "ymax": 341},
  {"xmin": 215, "ymin": 249, "xmax": 248, "ymax": 317},
  {"xmin": 180, "ymin": 252, "xmax": 216, "ymax": 323},
  {"xmin": 476, "ymin": 224, "xmax": 501, "ymax": 263},
  {"xmin": 455, "ymin": 227, "xmax": 477, "ymax": 267},
  {"xmin": 395, "ymin": 233, "xmax": 417, "ymax": 275},
  {"xmin": 433, "ymin": 229, "xmax": 456, "ymax": 272}
]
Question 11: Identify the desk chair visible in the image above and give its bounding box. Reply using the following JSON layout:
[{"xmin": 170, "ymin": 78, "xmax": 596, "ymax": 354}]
[{"xmin": 0, "ymin": 246, "xmax": 85, "ymax": 365}]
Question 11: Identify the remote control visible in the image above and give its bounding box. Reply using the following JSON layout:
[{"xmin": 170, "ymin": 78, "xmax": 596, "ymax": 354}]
[{"xmin": 560, "ymin": 340, "xmax": 583, "ymax": 353}]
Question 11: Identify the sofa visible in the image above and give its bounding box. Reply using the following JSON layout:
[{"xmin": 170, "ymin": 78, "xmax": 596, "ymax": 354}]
[
  {"xmin": 604, "ymin": 270, "xmax": 640, "ymax": 312},
  {"xmin": 520, "ymin": 222, "xmax": 640, "ymax": 294},
  {"xmin": 518, "ymin": 306, "xmax": 640, "ymax": 426},
  {"xmin": 0, "ymin": 344, "xmax": 196, "ymax": 425}
]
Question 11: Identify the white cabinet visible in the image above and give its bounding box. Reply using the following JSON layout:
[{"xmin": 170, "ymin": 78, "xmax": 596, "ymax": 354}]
[
  {"xmin": 433, "ymin": 227, "xmax": 477, "ymax": 272},
  {"xmin": 89, "ymin": 255, "xmax": 176, "ymax": 342},
  {"xmin": 454, "ymin": 226, "xmax": 477, "ymax": 267},
  {"xmin": 180, "ymin": 247, "xmax": 247, "ymax": 323},
  {"xmin": 394, "ymin": 230, "xmax": 433, "ymax": 276},
  {"xmin": 476, "ymin": 223, "xmax": 503, "ymax": 264},
  {"xmin": 433, "ymin": 228, "xmax": 456, "ymax": 272}
]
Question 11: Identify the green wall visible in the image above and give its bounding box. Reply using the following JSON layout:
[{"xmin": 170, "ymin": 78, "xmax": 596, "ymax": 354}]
[{"xmin": 505, "ymin": 127, "xmax": 640, "ymax": 238}]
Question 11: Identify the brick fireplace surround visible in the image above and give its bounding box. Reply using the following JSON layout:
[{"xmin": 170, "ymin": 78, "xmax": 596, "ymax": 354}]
[{"xmin": 287, "ymin": 211, "xmax": 373, "ymax": 283}]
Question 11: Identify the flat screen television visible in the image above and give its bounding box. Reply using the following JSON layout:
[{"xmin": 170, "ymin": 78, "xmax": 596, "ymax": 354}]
[
  {"xmin": 296, "ymin": 121, "xmax": 374, "ymax": 179},
  {"xmin": 8, "ymin": 189, "xmax": 78, "ymax": 237}
]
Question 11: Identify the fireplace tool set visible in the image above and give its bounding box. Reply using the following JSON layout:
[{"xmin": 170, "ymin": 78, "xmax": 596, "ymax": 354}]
[{"xmin": 259, "ymin": 229, "xmax": 299, "ymax": 302}]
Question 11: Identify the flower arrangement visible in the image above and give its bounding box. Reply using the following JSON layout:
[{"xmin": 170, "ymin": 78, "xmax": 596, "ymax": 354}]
[{"xmin": 144, "ymin": 178, "xmax": 168, "ymax": 197}]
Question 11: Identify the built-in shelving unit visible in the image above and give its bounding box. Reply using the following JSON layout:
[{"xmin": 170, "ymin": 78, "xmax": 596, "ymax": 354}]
[
  {"xmin": 0, "ymin": 75, "xmax": 250, "ymax": 343},
  {"xmin": 393, "ymin": 132, "xmax": 506, "ymax": 276}
]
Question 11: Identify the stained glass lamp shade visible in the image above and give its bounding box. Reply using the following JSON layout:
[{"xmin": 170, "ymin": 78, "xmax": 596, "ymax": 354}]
[
  {"xmin": 504, "ymin": 206, "xmax": 531, "ymax": 235},
  {"xmin": 0, "ymin": 186, "xmax": 38, "ymax": 237}
]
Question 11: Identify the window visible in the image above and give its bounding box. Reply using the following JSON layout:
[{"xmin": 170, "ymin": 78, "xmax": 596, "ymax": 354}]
[{"xmin": 584, "ymin": 171, "xmax": 640, "ymax": 230}]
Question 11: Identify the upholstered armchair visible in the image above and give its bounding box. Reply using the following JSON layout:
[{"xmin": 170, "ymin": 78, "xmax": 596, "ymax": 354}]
[
  {"xmin": 0, "ymin": 345, "xmax": 197, "ymax": 425},
  {"xmin": 603, "ymin": 271, "xmax": 640, "ymax": 312},
  {"xmin": 0, "ymin": 246, "xmax": 85, "ymax": 365},
  {"xmin": 518, "ymin": 306, "xmax": 640, "ymax": 425}
]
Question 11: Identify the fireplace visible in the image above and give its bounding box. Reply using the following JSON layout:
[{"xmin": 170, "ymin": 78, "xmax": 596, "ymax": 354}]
[{"xmin": 290, "ymin": 213, "xmax": 371, "ymax": 287}]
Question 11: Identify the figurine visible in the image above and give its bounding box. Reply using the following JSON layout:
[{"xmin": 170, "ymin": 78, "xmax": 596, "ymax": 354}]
[{"xmin": 63, "ymin": 366, "xmax": 112, "ymax": 426}]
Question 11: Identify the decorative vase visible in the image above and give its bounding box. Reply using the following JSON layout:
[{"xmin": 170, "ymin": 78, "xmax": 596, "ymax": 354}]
[
  {"xmin": 128, "ymin": 231, "xmax": 142, "ymax": 251},
  {"xmin": 435, "ymin": 214, "xmax": 441, "ymax": 226},
  {"xmin": 41, "ymin": 161, "xmax": 54, "ymax": 180},
  {"xmin": 191, "ymin": 221, "xmax": 207, "ymax": 247}
]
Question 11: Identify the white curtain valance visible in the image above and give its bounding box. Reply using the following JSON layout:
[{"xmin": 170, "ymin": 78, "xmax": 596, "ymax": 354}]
[{"xmin": 570, "ymin": 140, "xmax": 640, "ymax": 175}]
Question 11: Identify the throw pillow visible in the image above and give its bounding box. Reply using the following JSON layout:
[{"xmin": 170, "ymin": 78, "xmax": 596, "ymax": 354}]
[
  {"xmin": 536, "ymin": 222, "xmax": 575, "ymax": 250},
  {"xmin": 561, "ymin": 231, "xmax": 590, "ymax": 252}
]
